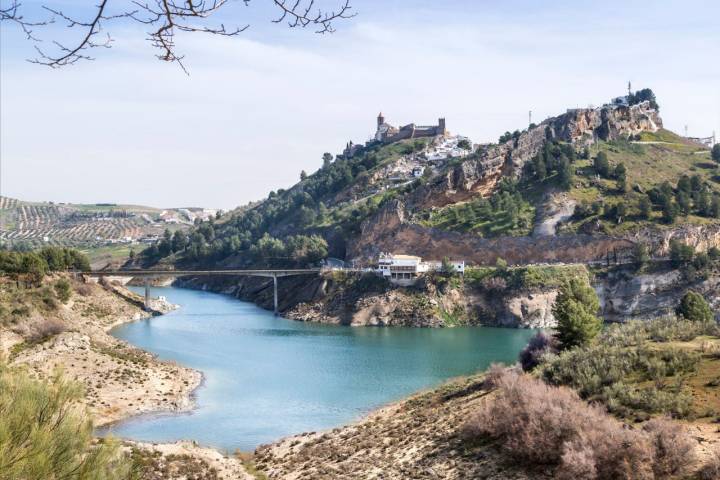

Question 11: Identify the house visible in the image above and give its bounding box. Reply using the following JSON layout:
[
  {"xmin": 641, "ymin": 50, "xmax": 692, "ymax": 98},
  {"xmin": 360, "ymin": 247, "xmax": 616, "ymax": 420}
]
[{"xmin": 377, "ymin": 253, "xmax": 465, "ymax": 286}]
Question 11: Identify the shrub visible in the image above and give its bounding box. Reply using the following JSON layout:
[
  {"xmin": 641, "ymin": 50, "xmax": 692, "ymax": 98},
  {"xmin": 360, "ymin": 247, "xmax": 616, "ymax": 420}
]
[
  {"xmin": 54, "ymin": 278, "xmax": 72, "ymax": 303},
  {"xmin": 481, "ymin": 276, "xmax": 507, "ymax": 291},
  {"xmin": 75, "ymin": 282, "xmax": 94, "ymax": 297},
  {"xmin": 642, "ymin": 418, "xmax": 697, "ymax": 477},
  {"xmin": 0, "ymin": 361, "xmax": 131, "ymax": 479},
  {"xmin": 676, "ymin": 291, "xmax": 714, "ymax": 323},
  {"xmin": 518, "ymin": 331, "xmax": 559, "ymax": 371},
  {"xmin": 540, "ymin": 342, "xmax": 699, "ymax": 418},
  {"xmin": 698, "ymin": 448, "xmax": 720, "ymax": 480},
  {"xmin": 462, "ymin": 369, "xmax": 687, "ymax": 479},
  {"xmin": 27, "ymin": 319, "xmax": 67, "ymax": 344}
]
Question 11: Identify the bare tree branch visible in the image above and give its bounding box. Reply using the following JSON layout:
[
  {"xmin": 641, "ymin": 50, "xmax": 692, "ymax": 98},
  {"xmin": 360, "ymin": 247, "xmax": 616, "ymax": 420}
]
[
  {"xmin": 1, "ymin": 0, "xmax": 49, "ymax": 41},
  {"xmin": 0, "ymin": 0, "xmax": 355, "ymax": 72}
]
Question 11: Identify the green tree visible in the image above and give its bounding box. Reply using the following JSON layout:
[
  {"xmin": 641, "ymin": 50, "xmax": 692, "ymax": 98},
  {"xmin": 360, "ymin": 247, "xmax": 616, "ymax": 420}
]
[
  {"xmin": 593, "ymin": 152, "xmax": 610, "ymax": 178},
  {"xmin": 711, "ymin": 195, "xmax": 720, "ymax": 218},
  {"xmin": 322, "ymin": 152, "xmax": 334, "ymax": 168},
  {"xmin": 54, "ymin": 278, "xmax": 72, "ymax": 303},
  {"xmin": 712, "ymin": 144, "xmax": 720, "ymax": 163},
  {"xmin": 662, "ymin": 198, "xmax": 678, "ymax": 224},
  {"xmin": 638, "ymin": 195, "xmax": 652, "ymax": 219},
  {"xmin": 300, "ymin": 170, "xmax": 308, "ymax": 181},
  {"xmin": 0, "ymin": 362, "xmax": 130, "ymax": 479},
  {"xmin": 696, "ymin": 189, "xmax": 710, "ymax": 216},
  {"xmin": 614, "ymin": 163, "xmax": 627, "ymax": 192},
  {"xmin": 441, "ymin": 256, "xmax": 457, "ymax": 275},
  {"xmin": 553, "ymin": 278, "xmax": 602, "ymax": 350},
  {"xmin": 628, "ymin": 88, "xmax": 659, "ymax": 110},
  {"xmin": 495, "ymin": 257, "xmax": 508, "ymax": 272},
  {"xmin": 632, "ymin": 243, "xmax": 650, "ymax": 268},
  {"xmin": 21, "ymin": 252, "xmax": 47, "ymax": 285},
  {"xmin": 669, "ymin": 240, "xmax": 695, "ymax": 267},
  {"xmin": 676, "ymin": 191, "xmax": 691, "ymax": 215},
  {"xmin": 533, "ymin": 154, "xmax": 547, "ymax": 180},
  {"xmin": 457, "ymin": 139, "xmax": 472, "ymax": 150},
  {"xmin": 171, "ymin": 230, "xmax": 188, "ymax": 252},
  {"xmin": 676, "ymin": 291, "xmax": 714, "ymax": 323},
  {"xmin": 557, "ymin": 157, "xmax": 573, "ymax": 190}
]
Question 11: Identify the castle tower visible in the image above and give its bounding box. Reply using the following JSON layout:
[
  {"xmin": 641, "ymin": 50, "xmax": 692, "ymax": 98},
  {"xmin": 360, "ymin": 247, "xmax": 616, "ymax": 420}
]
[
  {"xmin": 438, "ymin": 117, "xmax": 446, "ymax": 135},
  {"xmin": 377, "ymin": 112, "xmax": 385, "ymax": 128}
]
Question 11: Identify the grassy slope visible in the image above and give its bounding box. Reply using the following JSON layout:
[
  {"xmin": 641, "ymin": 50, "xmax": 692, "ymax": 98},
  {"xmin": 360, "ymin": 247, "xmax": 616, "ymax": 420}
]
[{"xmin": 562, "ymin": 130, "xmax": 717, "ymax": 234}]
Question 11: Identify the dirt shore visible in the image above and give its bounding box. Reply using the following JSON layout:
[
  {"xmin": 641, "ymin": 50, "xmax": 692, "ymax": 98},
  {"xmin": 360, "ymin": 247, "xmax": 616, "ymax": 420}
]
[{"xmin": 2, "ymin": 280, "xmax": 202, "ymax": 427}]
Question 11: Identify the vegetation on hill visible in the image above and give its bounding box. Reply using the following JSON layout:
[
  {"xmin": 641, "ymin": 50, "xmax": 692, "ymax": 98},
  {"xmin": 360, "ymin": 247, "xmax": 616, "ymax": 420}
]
[
  {"xmin": 419, "ymin": 178, "xmax": 535, "ymax": 237},
  {"xmin": 140, "ymin": 139, "xmax": 433, "ymax": 268},
  {"xmin": 419, "ymin": 129, "xmax": 719, "ymax": 239},
  {"xmin": 564, "ymin": 132, "xmax": 719, "ymax": 234},
  {"xmin": 0, "ymin": 247, "xmax": 90, "ymax": 284}
]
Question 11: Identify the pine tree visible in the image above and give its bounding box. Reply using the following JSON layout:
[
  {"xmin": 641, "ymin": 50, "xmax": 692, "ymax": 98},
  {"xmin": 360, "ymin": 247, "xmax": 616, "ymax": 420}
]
[
  {"xmin": 593, "ymin": 152, "xmax": 610, "ymax": 178},
  {"xmin": 553, "ymin": 278, "xmax": 602, "ymax": 350},
  {"xmin": 676, "ymin": 291, "xmax": 714, "ymax": 323},
  {"xmin": 638, "ymin": 195, "xmax": 652, "ymax": 219}
]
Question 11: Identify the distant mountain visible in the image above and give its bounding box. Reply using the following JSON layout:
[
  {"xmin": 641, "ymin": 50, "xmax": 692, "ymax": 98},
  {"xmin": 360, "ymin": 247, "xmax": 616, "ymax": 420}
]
[{"xmin": 0, "ymin": 197, "xmax": 218, "ymax": 249}]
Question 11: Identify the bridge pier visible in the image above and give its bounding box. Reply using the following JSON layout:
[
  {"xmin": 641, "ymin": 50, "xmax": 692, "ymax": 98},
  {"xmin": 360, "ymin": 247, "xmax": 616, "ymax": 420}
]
[
  {"xmin": 273, "ymin": 274, "xmax": 278, "ymax": 316},
  {"xmin": 144, "ymin": 279, "xmax": 150, "ymax": 311}
]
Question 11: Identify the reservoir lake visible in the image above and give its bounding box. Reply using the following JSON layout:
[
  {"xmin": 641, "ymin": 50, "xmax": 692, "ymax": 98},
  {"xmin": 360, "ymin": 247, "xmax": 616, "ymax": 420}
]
[{"xmin": 104, "ymin": 286, "xmax": 535, "ymax": 451}]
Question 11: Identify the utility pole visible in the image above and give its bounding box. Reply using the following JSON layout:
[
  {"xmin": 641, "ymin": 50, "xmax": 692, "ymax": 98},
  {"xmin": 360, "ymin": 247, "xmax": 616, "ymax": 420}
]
[{"xmin": 528, "ymin": 110, "xmax": 532, "ymax": 127}]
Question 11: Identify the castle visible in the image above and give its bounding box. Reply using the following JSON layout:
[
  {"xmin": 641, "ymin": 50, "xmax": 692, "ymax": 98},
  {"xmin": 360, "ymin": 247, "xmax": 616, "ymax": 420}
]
[
  {"xmin": 343, "ymin": 112, "xmax": 448, "ymax": 159},
  {"xmin": 375, "ymin": 112, "xmax": 447, "ymax": 144}
]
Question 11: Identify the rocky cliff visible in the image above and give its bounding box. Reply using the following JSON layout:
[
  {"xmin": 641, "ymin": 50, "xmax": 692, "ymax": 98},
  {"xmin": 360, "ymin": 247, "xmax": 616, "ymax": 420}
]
[{"xmin": 410, "ymin": 101, "xmax": 661, "ymax": 210}]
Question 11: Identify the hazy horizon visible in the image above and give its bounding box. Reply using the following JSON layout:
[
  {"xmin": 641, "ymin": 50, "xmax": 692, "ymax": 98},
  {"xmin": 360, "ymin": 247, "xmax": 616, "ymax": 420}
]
[{"xmin": 2, "ymin": 0, "xmax": 719, "ymax": 209}]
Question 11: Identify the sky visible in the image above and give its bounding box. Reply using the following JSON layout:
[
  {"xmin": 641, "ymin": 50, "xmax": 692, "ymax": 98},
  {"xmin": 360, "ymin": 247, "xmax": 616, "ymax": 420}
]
[{"xmin": 1, "ymin": 0, "xmax": 719, "ymax": 209}]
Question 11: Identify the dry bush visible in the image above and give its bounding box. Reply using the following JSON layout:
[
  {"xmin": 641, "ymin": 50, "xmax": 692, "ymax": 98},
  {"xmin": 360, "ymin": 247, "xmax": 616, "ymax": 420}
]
[
  {"xmin": 642, "ymin": 418, "xmax": 696, "ymax": 477},
  {"xmin": 74, "ymin": 282, "xmax": 94, "ymax": 297},
  {"xmin": 27, "ymin": 319, "xmax": 67, "ymax": 344},
  {"xmin": 519, "ymin": 331, "xmax": 559, "ymax": 371},
  {"xmin": 463, "ymin": 369, "xmax": 696, "ymax": 479},
  {"xmin": 698, "ymin": 448, "xmax": 720, "ymax": 480},
  {"xmin": 482, "ymin": 363, "xmax": 511, "ymax": 389},
  {"xmin": 481, "ymin": 276, "xmax": 507, "ymax": 291}
]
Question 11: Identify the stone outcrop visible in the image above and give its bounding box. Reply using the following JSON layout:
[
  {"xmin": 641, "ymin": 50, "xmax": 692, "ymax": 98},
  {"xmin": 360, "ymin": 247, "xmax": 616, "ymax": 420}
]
[{"xmin": 624, "ymin": 224, "xmax": 720, "ymax": 256}]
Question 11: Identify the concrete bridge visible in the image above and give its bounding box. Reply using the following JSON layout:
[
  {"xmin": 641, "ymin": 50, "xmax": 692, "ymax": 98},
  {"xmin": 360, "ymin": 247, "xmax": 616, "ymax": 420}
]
[{"xmin": 84, "ymin": 269, "xmax": 322, "ymax": 315}]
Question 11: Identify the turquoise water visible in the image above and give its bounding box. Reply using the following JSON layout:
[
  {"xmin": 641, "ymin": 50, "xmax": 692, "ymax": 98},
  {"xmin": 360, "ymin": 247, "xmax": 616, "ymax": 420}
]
[{"xmin": 103, "ymin": 286, "xmax": 534, "ymax": 452}]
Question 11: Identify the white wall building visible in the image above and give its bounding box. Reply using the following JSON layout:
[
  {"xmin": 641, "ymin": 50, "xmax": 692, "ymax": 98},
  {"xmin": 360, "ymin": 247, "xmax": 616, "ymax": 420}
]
[{"xmin": 377, "ymin": 253, "xmax": 465, "ymax": 286}]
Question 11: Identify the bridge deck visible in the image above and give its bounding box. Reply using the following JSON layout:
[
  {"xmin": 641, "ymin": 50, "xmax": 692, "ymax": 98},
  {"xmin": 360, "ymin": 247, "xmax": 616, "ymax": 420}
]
[{"xmin": 84, "ymin": 269, "xmax": 321, "ymax": 277}]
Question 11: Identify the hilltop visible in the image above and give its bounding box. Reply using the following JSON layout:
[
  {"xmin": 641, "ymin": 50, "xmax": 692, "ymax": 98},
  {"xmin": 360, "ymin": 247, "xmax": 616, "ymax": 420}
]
[
  {"xmin": 133, "ymin": 89, "xmax": 720, "ymax": 326},
  {"xmin": 139, "ymin": 89, "xmax": 718, "ymax": 269}
]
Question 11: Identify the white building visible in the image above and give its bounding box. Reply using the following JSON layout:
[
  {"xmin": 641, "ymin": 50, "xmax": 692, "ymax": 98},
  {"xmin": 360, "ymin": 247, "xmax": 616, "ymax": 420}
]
[{"xmin": 377, "ymin": 253, "xmax": 465, "ymax": 286}]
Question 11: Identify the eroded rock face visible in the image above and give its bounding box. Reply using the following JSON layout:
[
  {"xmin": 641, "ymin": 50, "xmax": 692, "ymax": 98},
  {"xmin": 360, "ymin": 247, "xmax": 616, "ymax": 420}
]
[
  {"xmin": 350, "ymin": 200, "xmax": 634, "ymax": 265},
  {"xmin": 597, "ymin": 270, "xmax": 720, "ymax": 323},
  {"xmin": 410, "ymin": 101, "xmax": 661, "ymax": 210},
  {"xmin": 500, "ymin": 291, "xmax": 558, "ymax": 328}
]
